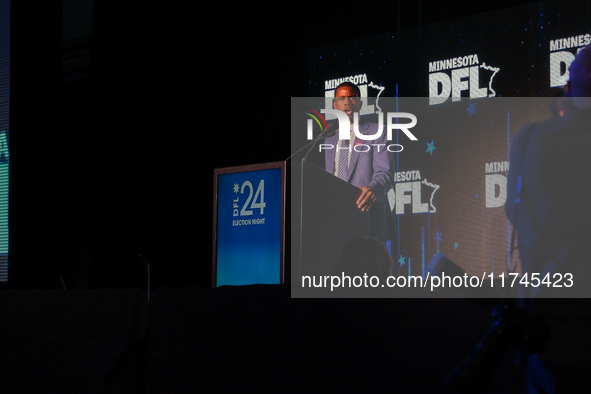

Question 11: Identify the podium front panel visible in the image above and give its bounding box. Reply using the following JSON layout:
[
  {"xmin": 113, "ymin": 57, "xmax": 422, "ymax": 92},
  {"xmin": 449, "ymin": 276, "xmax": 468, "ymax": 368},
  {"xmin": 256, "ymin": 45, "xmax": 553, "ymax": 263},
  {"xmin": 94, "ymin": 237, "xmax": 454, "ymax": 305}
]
[{"xmin": 291, "ymin": 162, "xmax": 370, "ymax": 278}]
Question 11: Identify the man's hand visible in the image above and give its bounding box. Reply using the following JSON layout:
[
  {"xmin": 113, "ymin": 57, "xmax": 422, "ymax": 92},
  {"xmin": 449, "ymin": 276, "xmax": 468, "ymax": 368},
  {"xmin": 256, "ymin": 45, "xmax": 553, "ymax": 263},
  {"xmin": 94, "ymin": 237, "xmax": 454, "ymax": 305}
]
[{"xmin": 357, "ymin": 186, "xmax": 376, "ymax": 212}]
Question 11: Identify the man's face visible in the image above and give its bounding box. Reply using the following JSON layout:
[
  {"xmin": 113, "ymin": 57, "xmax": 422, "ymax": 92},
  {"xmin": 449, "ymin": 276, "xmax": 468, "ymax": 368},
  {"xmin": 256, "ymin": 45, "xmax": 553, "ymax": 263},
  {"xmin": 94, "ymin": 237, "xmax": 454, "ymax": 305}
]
[{"xmin": 333, "ymin": 86, "xmax": 362, "ymax": 123}]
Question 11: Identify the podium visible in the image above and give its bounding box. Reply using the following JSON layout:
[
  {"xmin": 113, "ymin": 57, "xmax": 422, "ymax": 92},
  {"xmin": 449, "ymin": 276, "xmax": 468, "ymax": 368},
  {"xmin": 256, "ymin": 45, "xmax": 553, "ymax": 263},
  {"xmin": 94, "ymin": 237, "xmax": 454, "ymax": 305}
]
[
  {"xmin": 290, "ymin": 161, "xmax": 370, "ymax": 279},
  {"xmin": 212, "ymin": 160, "xmax": 369, "ymax": 286}
]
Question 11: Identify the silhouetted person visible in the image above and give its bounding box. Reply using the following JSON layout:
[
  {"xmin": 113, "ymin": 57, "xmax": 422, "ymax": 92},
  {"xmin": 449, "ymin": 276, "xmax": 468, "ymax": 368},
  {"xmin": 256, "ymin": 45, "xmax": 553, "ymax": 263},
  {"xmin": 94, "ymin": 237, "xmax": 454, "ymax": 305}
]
[{"xmin": 505, "ymin": 45, "xmax": 591, "ymax": 393}]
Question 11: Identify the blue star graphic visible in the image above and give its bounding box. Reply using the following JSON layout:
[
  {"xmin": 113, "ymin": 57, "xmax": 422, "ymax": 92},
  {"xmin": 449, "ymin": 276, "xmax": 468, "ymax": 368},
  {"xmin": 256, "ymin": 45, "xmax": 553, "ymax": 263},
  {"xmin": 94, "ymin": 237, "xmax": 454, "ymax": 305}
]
[
  {"xmin": 398, "ymin": 256, "xmax": 406, "ymax": 266},
  {"xmin": 454, "ymin": 242, "xmax": 459, "ymax": 249},
  {"xmin": 426, "ymin": 140, "xmax": 436, "ymax": 156},
  {"xmin": 434, "ymin": 230, "xmax": 443, "ymax": 244},
  {"xmin": 466, "ymin": 102, "xmax": 477, "ymax": 117}
]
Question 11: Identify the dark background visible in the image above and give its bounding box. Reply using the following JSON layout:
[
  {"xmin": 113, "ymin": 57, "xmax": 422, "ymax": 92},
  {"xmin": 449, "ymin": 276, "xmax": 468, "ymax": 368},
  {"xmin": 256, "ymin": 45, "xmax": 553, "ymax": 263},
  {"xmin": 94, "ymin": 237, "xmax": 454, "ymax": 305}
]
[{"xmin": 7, "ymin": 0, "xmax": 535, "ymax": 290}]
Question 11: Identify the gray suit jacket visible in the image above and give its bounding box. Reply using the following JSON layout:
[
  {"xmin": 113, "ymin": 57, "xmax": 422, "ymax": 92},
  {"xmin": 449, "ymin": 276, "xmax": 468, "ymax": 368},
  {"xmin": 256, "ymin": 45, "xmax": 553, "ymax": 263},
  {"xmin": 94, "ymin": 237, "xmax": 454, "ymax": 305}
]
[{"xmin": 324, "ymin": 120, "xmax": 395, "ymax": 241}]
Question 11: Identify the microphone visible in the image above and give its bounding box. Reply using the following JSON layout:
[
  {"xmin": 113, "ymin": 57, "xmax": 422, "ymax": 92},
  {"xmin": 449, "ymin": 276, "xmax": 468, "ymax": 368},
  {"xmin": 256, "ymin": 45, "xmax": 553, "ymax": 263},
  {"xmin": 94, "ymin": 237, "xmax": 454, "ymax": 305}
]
[
  {"xmin": 320, "ymin": 123, "xmax": 338, "ymax": 138},
  {"xmin": 285, "ymin": 123, "xmax": 337, "ymax": 163},
  {"xmin": 302, "ymin": 123, "xmax": 337, "ymax": 162}
]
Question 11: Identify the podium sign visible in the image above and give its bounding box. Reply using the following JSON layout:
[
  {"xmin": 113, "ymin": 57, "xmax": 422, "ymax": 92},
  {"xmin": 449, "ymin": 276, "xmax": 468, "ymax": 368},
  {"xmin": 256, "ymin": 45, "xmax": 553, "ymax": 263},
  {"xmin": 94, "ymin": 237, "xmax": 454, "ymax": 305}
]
[{"xmin": 212, "ymin": 162, "xmax": 286, "ymax": 286}]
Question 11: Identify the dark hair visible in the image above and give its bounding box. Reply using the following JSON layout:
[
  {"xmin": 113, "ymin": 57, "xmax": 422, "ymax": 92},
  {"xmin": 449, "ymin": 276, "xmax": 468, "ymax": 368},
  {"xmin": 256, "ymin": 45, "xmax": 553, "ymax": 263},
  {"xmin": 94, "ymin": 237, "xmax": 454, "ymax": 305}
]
[{"xmin": 334, "ymin": 82, "xmax": 361, "ymax": 98}]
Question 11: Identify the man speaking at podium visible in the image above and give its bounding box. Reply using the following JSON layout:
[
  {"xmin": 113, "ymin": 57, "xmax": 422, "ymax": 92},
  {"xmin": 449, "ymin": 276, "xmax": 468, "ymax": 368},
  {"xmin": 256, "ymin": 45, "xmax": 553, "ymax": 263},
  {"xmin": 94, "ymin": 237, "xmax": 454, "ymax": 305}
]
[{"xmin": 324, "ymin": 82, "xmax": 396, "ymax": 243}]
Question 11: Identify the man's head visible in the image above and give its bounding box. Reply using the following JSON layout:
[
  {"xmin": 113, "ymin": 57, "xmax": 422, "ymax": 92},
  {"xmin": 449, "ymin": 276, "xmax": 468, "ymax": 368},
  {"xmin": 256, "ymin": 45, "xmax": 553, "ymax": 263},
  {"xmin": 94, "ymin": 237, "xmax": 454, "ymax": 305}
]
[
  {"xmin": 567, "ymin": 45, "xmax": 591, "ymax": 108},
  {"xmin": 333, "ymin": 82, "xmax": 362, "ymax": 123}
]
